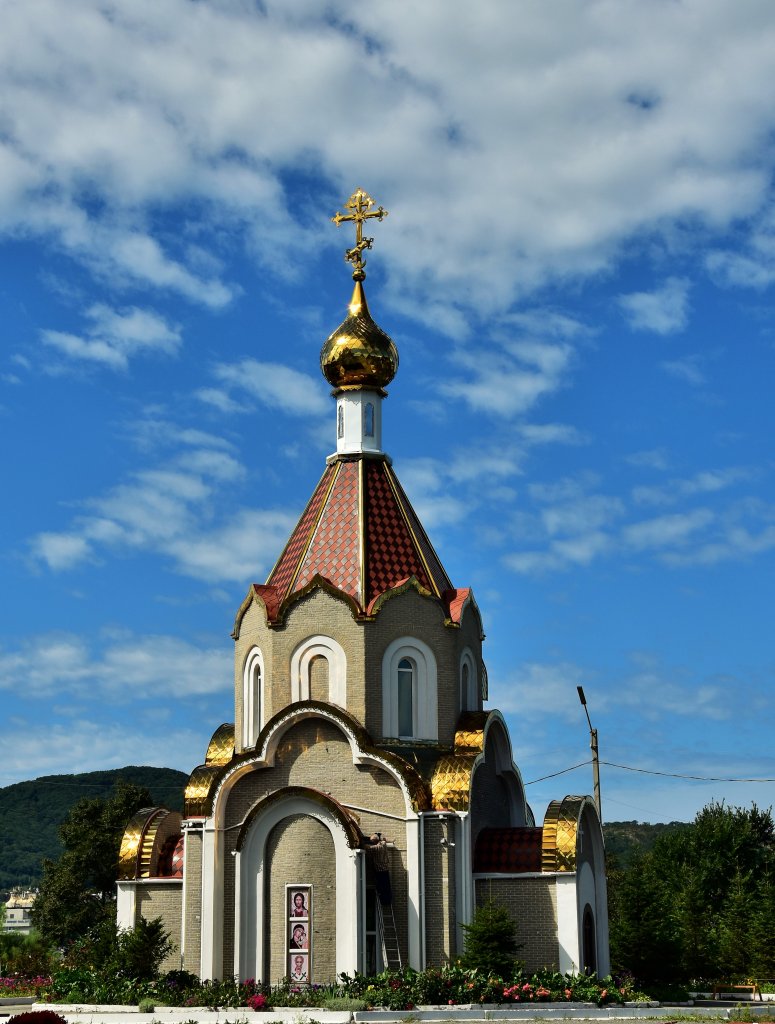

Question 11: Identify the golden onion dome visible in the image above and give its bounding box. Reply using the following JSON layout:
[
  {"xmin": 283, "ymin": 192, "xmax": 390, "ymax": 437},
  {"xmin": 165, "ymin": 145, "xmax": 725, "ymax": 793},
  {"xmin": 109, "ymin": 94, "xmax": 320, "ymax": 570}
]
[{"xmin": 320, "ymin": 278, "xmax": 398, "ymax": 390}]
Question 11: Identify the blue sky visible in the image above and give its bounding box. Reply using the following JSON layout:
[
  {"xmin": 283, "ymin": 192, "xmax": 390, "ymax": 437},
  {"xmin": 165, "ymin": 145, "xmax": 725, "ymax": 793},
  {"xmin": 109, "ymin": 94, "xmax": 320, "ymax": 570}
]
[{"xmin": 2, "ymin": 0, "xmax": 775, "ymax": 824}]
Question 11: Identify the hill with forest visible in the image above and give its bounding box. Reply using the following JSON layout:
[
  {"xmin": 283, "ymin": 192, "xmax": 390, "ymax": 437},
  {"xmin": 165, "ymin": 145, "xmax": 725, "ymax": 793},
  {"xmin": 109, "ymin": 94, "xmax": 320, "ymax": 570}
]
[
  {"xmin": 0, "ymin": 766, "xmax": 188, "ymax": 892},
  {"xmin": 602, "ymin": 819, "xmax": 690, "ymax": 867},
  {"xmin": 0, "ymin": 764, "xmax": 689, "ymax": 891}
]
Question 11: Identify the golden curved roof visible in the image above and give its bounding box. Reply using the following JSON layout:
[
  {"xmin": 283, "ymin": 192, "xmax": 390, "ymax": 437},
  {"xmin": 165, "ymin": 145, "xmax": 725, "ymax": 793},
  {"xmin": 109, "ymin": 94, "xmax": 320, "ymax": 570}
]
[
  {"xmin": 541, "ymin": 795, "xmax": 589, "ymax": 872},
  {"xmin": 429, "ymin": 711, "xmax": 492, "ymax": 811},
  {"xmin": 185, "ymin": 701, "xmax": 431, "ymax": 818},
  {"xmin": 205, "ymin": 723, "xmax": 235, "ymax": 766},
  {"xmin": 320, "ymin": 279, "xmax": 398, "ymax": 390},
  {"xmin": 117, "ymin": 807, "xmax": 183, "ymax": 881}
]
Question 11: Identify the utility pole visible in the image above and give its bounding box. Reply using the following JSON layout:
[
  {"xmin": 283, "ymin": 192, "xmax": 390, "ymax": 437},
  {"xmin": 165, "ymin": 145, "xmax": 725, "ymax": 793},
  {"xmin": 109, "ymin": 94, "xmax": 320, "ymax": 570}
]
[{"xmin": 577, "ymin": 685, "xmax": 602, "ymax": 822}]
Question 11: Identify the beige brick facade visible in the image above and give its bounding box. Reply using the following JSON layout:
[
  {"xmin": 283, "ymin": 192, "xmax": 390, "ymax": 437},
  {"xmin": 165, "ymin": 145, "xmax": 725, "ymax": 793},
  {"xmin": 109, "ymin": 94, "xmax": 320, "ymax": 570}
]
[
  {"xmin": 265, "ymin": 814, "xmax": 336, "ymax": 984},
  {"xmin": 136, "ymin": 882, "xmax": 183, "ymax": 973},
  {"xmin": 475, "ymin": 876, "xmax": 559, "ymax": 972},
  {"xmin": 422, "ymin": 815, "xmax": 457, "ymax": 965}
]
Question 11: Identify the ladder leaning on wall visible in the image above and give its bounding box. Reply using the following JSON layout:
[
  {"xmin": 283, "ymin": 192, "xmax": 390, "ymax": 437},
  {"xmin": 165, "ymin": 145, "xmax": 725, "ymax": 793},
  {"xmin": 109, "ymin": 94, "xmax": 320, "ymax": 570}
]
[{"xmin": 376, "ymin": 899, "xmax": 402, "ymax": 970}]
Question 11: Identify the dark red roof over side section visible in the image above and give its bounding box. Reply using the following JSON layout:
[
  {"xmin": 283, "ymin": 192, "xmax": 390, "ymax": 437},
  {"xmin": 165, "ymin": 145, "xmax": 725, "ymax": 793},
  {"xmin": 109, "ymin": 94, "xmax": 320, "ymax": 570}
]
[{"xmin": 474, "ymin": 827, "xmax": 543, "ymax": 874}]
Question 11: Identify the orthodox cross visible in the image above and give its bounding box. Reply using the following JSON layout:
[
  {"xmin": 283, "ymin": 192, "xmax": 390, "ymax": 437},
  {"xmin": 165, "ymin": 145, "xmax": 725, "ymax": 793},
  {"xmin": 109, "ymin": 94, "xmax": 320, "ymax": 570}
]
[{"xmin": 331, "ymin": 188, "xmax": 388, "ymax": 279}]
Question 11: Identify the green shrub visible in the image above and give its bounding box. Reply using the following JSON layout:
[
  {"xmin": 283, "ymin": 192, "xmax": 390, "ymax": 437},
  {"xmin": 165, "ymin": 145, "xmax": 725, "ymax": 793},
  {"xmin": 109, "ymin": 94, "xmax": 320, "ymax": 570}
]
[
  {"xmin": 461, "ymin": 900, "xmax": 522, "ymax": 977},
  {"xmin": 321, "ymin": 996, "xmax": 366, "ymax": 1010},
  {"xmin": 138, "ymin": 998, "xmax": 156, "ymax": 1012}
]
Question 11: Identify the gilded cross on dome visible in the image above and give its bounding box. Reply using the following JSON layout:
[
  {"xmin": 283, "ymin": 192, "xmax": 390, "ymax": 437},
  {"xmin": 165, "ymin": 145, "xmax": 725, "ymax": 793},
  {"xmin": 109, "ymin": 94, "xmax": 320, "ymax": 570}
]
[{"xmin": 331, "ymin": 188, "xmax": 388, "ymax": 280}]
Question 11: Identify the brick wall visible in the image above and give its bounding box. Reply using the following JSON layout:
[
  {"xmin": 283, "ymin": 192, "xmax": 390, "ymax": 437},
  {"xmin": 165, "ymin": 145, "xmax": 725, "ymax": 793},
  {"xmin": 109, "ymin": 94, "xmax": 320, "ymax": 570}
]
[
  {"xmin": 136, "ymin": 882, "xmax": 183, "ymax": 972},
  {"xmin": 220, "ymin": 718, "xmax": 409, "ymax": 976},
  {"xmin": 470, "ymin": 758, "xmax": 512, "ymax": 847},
  {"xmin": 474, "ymin": 876, "xmax": 558, "ymax": 971},
  {"xmin": 423, "ymin": 815, "xmax": 457, "ymax": 964},
  {"xmin": 265, "ymin": 814, "xmax": 336, "ymax": 984},
  {"xmin": 181, "ymin": 830, "xmax": 202, "ymax": 973}
]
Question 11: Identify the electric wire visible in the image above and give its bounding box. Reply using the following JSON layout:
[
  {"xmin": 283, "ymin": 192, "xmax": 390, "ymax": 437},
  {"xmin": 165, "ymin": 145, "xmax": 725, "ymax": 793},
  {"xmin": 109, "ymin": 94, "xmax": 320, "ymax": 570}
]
[{"xmin": 525, "ymin": 759, "xmax": 775, "ymax": 786}]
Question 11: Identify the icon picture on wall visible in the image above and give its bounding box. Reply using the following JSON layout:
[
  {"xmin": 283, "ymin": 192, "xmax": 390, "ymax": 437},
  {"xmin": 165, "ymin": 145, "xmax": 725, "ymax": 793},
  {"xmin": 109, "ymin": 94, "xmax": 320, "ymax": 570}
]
[
  {"xmin": 289, "ymin": 952, "xmax": 308, "ymax": 982},
  {"xmin": 289, "ymin": 889, "xmax": 309, "ymax": 918},
  {"xmin": 290, "ymin": 923, "xmax": 308, "ymax": 950}
]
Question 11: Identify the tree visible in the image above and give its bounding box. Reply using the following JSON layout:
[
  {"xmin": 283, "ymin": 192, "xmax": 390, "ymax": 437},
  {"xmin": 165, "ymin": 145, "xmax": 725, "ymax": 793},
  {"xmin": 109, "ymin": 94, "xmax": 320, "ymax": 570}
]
[
  {"xmin": 461, "ymin": 899, "xmax": 521, "ymax": 977},
  {"xmin": 609, "ymin": 802, "xmax": 775, "ymax": 984},
  {"xmin": 32, "ymin": 779, "xmax": 152, "ymax": 946}
]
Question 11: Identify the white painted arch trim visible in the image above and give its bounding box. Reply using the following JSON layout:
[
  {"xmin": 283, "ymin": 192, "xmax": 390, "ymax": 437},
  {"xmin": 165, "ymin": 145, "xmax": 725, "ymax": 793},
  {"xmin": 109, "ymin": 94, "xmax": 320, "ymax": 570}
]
[
  {"xmin": 382, "ymin": 636, "xmax": 438, "ymax": 741},
  {"xmin": 236, "ymin": 793, "xmax": 360, "ymax": 981},
  {"xmin": 290, "ymin": 635, "xmax": 347, "ymax": 709},
  {"xmin": 210, "ymin": 704, "xmax": 422, "ymax": 826},
  {"xmin": 242, "ymin": 646, "xmax": 265, "ymax": 749},
  {"xmin": 469, "ymin": 711, "xmax": 529, "ymax": 826}
]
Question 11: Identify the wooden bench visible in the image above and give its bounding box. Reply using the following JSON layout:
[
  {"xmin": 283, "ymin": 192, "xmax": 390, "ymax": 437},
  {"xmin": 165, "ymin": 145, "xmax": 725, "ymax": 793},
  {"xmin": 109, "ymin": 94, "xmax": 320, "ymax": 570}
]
[{"xmin": 713, "ymin": 980, "xmax": 762, "ymax": 1001}]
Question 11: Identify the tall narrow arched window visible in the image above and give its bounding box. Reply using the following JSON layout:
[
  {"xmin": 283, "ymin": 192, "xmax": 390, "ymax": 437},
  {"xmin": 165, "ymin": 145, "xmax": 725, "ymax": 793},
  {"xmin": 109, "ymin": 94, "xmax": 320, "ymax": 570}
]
[
  {"xmin": 397, "ymin": 658, "xmax": 414, "ymax": 736},
  {"xmin": 382, "ymin": 638, "xmax": 438, "ymax": 741},
  {"xmin": 242, "ymin": 647, "xmax": 264, "ymax": 749},
  {"xmin": 364, "ymin": 402, "xmax": 375, "ymax": 437},
  {"xmin": 337, "ymin": 404, "xmax": 344, "ymax": 439}
]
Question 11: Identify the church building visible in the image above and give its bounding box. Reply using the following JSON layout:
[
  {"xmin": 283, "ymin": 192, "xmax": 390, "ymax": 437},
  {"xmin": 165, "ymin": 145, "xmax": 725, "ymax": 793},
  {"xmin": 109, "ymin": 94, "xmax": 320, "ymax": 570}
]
[{"xmin": 116, "ymin": 189, "xmax": 609, "ymax": 984}]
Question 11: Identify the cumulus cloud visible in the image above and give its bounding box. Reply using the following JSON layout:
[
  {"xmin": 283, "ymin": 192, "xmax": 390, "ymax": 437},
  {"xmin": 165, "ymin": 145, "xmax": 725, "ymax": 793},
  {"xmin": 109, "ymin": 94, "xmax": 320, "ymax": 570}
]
[
  {"xmin": 0, "ymin": 718, "xmax": 212, "ymax": 787},
  {"xmin": 618, "ymin": 277, "xmax": 691, "ymax": 335},
  {"xmin": 207, "ymin": 359, "xmax": 328, "ymax": 417},
  {"xmin": 28, "ymin": 433, "xmax": 296, "ymax": 583},
  {"xmin": 0, "ymin": 629, "xmax": 230, "ymax": 699},
  {"xmin": 0, "ymin": 2, "xmax": 773, "ymax": 328},
  {"xmin": 41, "ymin": 304, "xmax": 181, "ymax": 370},
  {"xmin": 660, "ymin": 354, "xmax": 707, "ymax": 386}
]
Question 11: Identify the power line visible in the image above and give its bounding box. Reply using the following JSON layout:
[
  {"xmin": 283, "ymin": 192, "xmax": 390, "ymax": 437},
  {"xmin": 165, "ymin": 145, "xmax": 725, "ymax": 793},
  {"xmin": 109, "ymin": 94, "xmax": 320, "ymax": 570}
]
[{"xmin": 525, "ymin": 759, "xmax": 775, "ymax": 786}]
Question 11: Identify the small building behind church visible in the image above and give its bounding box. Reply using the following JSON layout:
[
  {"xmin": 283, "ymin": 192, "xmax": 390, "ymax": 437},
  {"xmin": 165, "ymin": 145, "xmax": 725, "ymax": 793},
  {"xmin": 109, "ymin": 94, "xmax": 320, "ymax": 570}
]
[{"xmin": 117, "ymin": 190, "xmax": 609, "ymax": 983}]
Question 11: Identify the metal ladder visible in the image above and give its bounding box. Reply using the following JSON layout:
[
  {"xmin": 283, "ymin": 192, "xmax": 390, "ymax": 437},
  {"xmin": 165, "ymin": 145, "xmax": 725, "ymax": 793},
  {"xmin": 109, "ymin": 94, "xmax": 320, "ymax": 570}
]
[{"xmin": 376, "ymin": 899, "xmax": 402, "ymax": 970}]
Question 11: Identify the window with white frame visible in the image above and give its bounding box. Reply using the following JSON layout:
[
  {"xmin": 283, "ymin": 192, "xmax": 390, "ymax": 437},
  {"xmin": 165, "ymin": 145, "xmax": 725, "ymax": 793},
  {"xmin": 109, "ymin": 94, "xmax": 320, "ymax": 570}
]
[
  {"xmin": 242, "ymin": 646, "xmax": 264, "ymax": 749},
  {"xmin": 382, "ymin": 637, "xmax": 438, "ymax": 740},
  {"xmin": 290, "ymin": 635, "xmax": 347, "ymax": 708}
]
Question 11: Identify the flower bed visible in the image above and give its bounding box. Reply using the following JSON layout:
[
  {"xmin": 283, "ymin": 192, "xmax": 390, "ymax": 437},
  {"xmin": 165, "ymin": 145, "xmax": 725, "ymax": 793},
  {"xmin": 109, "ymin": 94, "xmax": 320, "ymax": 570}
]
[{"xmin": 5, "ymin": 965, "xmax": 648, "ymax": 1010}]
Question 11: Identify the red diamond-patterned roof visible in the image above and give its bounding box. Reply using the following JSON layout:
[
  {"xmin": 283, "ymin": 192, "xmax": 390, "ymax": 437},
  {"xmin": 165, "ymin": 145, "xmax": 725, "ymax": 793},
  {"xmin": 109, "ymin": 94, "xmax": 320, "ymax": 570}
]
[
  {"xmin": 473, "ymin": 827, "xmax": 544, "ymax": 874},
  {"xmin": 264, "ymin": 456, "xmax": 453, "ymax": 618}
]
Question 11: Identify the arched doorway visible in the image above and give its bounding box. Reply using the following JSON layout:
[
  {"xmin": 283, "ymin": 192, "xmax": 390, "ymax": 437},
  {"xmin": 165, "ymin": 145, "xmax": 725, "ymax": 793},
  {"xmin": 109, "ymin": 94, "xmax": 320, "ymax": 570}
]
[{"xmin": 582, "ymin": 903, "xmax": 597, "ymax": 975}]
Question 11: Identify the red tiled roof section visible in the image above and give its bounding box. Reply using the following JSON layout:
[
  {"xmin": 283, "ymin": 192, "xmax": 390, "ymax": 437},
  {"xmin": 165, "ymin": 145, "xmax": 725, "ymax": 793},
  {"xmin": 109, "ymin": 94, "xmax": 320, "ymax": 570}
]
[
  {"xmin": 365, "ymin": 461, "xmax": 452, "ymax": 606},
  {"xmin": 295, "ymin": 459, "xmax": 361, "ymax": 601},
  {"xmin": 265, "ymin": 456, "xmax": 455, "ymax": 616},
  {"xmin": 267, "ymin": 463, "xmax": 337, "ymax": 598},
  {"xmin": 474, "ymin": 827, "xmax": 544, "ymax": 874}
]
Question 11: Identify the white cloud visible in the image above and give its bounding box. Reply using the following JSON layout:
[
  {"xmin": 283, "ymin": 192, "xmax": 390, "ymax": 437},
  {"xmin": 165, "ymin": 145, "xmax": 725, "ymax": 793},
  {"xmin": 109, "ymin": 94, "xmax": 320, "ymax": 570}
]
[
  {"xmin": 618, "ymin": 277, "xmax": 691, "ymax": 335},
  {"xmin": 632, "ymin": 467, "xmax": 753, "ymax": 506},
  {"xmin": 0, "ymin": 719, "xmax": 211, "ymax": 787},
  {"xmin": 28, "ymin": 433, "xmax": 296, "ymax": 583},
  {"xmin": 41, "ymin": 304, "xmax": 181, "ymax": 370},
  {"xmin": 0, "ymin": 2, "xmax": 773, "ymax": 326},
  {"xmin": 622, "ymin": 508, "xmax": 714, "ymax": 550},
  {"xmin": 707, "ymin": 203, "xmax": 775, "ymax": 289},
  {"xmin": 0, "ymin": 629, "xmax": 230, "ymax": 699},
  {"xmin": 210, "ymin": 359, "xmax": 328, "ymax": 417},
  {"xmin": 442, "ymin": 342, "xmax": 574, "ymax": 417},
  {"xmin": 661, "ymin": 354, "xmax": 707, "ymax": 386}
]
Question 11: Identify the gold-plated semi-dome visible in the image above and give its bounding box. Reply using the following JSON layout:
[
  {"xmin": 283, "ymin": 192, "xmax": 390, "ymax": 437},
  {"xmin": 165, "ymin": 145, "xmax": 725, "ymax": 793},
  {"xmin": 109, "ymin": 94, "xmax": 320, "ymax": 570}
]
[{"xmin": 320, "ymin": 279, "xmax": 398, "ymax": 390}]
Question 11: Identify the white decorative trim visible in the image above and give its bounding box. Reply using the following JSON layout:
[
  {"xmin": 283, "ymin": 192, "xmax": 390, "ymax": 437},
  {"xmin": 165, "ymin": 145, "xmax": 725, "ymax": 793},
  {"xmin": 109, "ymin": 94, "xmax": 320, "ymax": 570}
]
[
  {"xmin": 459, "ymin": 647, "xmax": 478, "ymax": 712},
  {"xmin": 199, "ymin": 825, "xmax": 225, "ymax": 980},
  {"xmin": 290, "ymin": 635, "xmax": 347, "ymax": 708},
  {"xmin": 238, "ymin": 794, "xmax": 359, "ymax": 982},
  {"xmin": 406, "ymin": 817, "xmax": 422, "ymax": 970},
  {"xmin": 333, "ymin": 388, "xmax": 383, "ymax": 456},
  {"xmin": 382, "ymin": 637, "xmax": 438, "ymax": 741},
  {"xmin": 116, "ymin": 882, "xmax": 137, "ymax": 930},
  {"xmin": 242, "ymin": 647, "xmax": 264, "ymax": 749},
  {"xmin": 556, "ymin": 873, "xmax": 580, "ymax": 973},
  {"xmin": 210, "ymin": 704, "xmax": 420, "ymax": 822}
]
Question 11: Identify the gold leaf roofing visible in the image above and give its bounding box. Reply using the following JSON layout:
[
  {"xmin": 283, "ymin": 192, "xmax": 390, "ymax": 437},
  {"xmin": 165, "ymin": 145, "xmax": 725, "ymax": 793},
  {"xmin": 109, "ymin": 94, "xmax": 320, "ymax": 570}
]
[
  {"xmin": 321, "ymin": 279, "xmax": 398, "ymax": 390},
  {"xmin": 542, "ymin": 795, "xmax": 587, "ymax": 872}
]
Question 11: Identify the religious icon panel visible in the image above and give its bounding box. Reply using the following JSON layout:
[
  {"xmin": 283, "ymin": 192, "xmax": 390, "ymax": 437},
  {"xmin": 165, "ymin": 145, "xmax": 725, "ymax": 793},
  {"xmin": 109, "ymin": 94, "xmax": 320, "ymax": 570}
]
[{"xmin": 287, "ymin": 885, "xmax": 311, "ymax": 981}]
